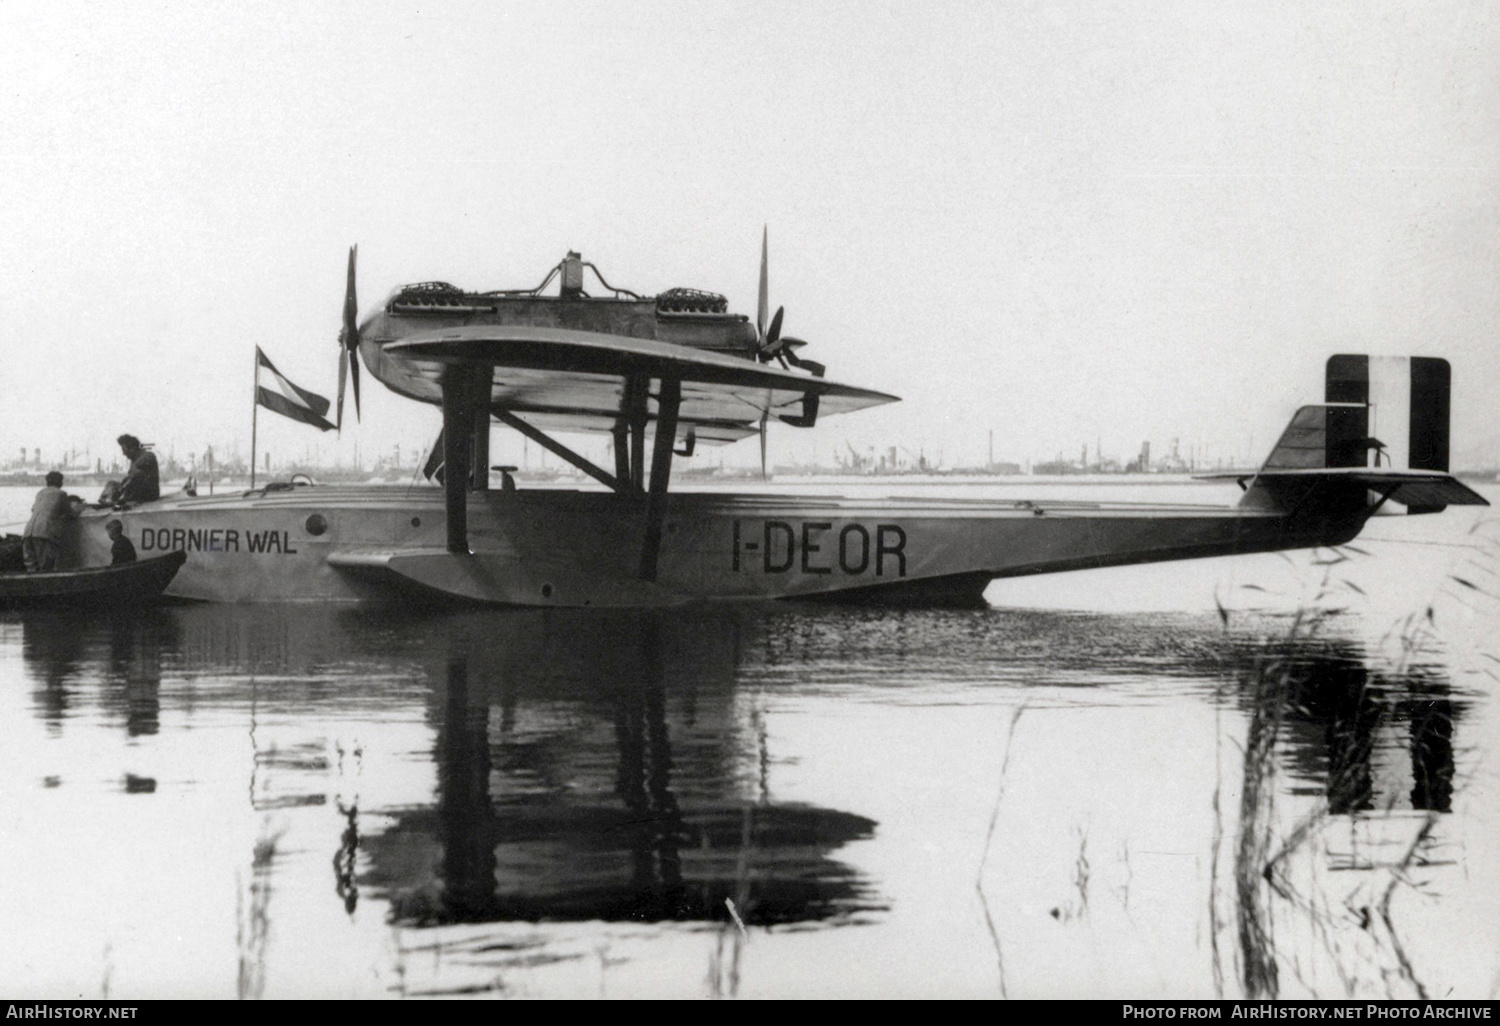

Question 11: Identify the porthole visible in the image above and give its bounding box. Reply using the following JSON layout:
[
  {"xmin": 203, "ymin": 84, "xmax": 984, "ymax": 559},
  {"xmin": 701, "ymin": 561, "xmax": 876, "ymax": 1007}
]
[
  {"xmin": 410, "ymin": 517, "xmax": 421, "ymax": 528},
  {"xmin": 305, "ymin": 514, "xmax": 328, "ymax": 536},
  {"xmin": 541, "ymin": 584, "xmax": 554, "ymax": 598}
]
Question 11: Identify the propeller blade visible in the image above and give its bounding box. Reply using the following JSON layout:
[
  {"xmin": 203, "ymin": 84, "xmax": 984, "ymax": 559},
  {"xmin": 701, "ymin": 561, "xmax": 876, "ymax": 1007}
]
[
  {"xmin": 336, "ymin": 347, "xmax": 348, "ymax": 433},
  {"xmin": 757, "ymin": 226, "xmax": 768, "ymax": 341},
  {"xmin": 350, "ymin": 348, "xmax": 362, "ymax": 421},
  {"xmin": 766, "ymin": 306, "xmax": 784, "ymax": 347},
  {"xmin": 759, "ymin": 410, "xmax": 768, "ymax": 480},
  {"xmin": 339, "ymin": 244, "xmax": 362, "ymax": 423},
  {"xmin": 342, "ymin": 245, "xmax": 359, "ymax": 345}
]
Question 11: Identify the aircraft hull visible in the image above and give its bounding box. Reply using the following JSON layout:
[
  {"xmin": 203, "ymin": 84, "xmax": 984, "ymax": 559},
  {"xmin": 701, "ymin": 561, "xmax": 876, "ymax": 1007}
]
[{"xmin": 71, "ymin": 486, "xmax": 1369, "ymax": 607}]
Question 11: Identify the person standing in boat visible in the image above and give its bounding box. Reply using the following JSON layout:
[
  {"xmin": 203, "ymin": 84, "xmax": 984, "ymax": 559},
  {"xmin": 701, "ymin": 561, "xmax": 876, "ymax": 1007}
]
[
  {"xmin": 22, "ymin": 471, "xmax": 76, "ymax": 572},
  {"xmin": 105, "ymin": 520, "xmax": 137, "ymax": 565},
  {"xmin": 115, "ymin": 435, "xmax": 160, "ymax": 505}
]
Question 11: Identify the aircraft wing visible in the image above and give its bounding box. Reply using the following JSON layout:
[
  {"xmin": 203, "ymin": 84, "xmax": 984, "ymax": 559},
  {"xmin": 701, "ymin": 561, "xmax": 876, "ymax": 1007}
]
[{"xmin": 374, "ymin": 325, "xmax": 899, "ymax": 443}]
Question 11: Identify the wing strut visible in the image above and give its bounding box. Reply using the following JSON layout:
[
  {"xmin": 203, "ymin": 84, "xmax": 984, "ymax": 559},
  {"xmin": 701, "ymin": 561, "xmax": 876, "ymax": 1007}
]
[
  {"xmin": 612, "ymin": 422, "xmax": 630, "ymax": 485},
  {"xmin": 492, "ymin": 408, "xmax": 625, "ymax": 493},
  {"xmin": 471, "ymin": 404, "xmax": 490, "ymax": 489},
  {"xmin": 441, "ymin": 365, "xmax": 486, "ymax": 554},
  {"xmin": 639, "ymin": 376, "xmax": 681, "ymax": 581},
  {"xmin": 625, "ymin": 375, "xmax": 649, "ymax": 492}
]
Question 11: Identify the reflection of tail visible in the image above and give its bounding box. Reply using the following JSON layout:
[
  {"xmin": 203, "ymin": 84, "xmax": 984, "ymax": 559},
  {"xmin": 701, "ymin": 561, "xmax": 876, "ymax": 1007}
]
[{"xmin": 1223, "ymin": 356, "xmax": 1489, "ymax": 515}]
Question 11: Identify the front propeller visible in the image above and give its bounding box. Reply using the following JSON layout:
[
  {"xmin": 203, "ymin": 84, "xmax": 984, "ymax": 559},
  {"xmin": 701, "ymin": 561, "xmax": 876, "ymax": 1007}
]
[{"xmin": 336, "ymin": 245, "xmax": 361, "ymax": 432}]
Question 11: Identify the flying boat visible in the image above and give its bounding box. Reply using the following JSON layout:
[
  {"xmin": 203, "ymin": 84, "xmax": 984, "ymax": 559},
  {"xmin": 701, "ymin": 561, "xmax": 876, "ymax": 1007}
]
[{"xmin": 70, "ymin": 238, "xmax": 1489, "ymax": 606}]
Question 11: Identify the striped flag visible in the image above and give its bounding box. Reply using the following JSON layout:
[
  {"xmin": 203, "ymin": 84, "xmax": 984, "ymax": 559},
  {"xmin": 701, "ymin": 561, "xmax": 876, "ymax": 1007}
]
[{"xmin": 256, "ymin": 347, "xmax": 335, "ymax": 431}]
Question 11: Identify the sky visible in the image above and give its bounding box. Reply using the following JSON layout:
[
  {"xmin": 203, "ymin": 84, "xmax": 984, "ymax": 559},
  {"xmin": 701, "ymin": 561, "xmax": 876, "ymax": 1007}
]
[{"xmin": 1, "ymin": 0, "xmax": 1496, "ymax": 473}]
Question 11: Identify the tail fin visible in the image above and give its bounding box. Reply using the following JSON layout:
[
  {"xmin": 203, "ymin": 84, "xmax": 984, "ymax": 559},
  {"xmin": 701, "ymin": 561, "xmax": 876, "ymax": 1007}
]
[
  {"xmin": 1234, "ymin": 355, "xmax": 1486, "ymax": 514},
  {"xmin": 1259, "ymin": 404, "xmax": 1365, "ymax": 471}
]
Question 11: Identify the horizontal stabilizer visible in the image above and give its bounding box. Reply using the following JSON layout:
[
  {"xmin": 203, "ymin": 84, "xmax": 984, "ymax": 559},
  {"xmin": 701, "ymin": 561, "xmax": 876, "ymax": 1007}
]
[{"xmin": 1214, "ymin": 468, "xmax": 1489, "ymax": 508}]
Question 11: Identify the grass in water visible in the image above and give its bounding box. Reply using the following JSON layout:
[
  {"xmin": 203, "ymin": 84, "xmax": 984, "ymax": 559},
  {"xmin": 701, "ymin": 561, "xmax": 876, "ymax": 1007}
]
[{"xmin": 1215, "ymin": 524, "xmax": 1499, "ymax": 1000}]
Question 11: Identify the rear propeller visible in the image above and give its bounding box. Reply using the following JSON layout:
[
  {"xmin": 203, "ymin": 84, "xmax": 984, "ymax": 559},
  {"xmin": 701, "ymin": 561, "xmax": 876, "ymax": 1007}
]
[
  {"xmin": 336, "ymin": 245, "xmax": 361, "ymax": 432},
  {"xmin": 753, "ymin": 228, "xmax": 823, "ymax": 376},
  {"xmin": 753, "ymin": 228, "xmax": 829, "ymax": 477}
]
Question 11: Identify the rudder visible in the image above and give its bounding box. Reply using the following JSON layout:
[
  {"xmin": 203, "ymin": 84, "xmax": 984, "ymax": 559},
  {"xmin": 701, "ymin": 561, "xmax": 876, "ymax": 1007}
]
[{"xmin": 1325, "ymin": 355, "xmax": 1450, "ymax": 472}]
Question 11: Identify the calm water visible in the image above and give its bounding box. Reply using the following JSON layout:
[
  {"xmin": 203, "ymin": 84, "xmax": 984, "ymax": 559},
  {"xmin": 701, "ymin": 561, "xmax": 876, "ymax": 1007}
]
[{"xmin": 1, "ymin": 483, "xmax": 1497, "ymax": 999}]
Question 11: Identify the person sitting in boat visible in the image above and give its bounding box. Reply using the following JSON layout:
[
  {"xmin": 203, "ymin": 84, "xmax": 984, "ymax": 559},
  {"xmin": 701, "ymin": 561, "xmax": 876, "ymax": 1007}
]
[
  {"xmin": 105, "ymin": 520, "xmax": 136, "ymax": 565},
  {"xmin": 115, "ymin": 434, "xmax": 160, "ymax": 505},
  {"xmin": 22, "ymin": 471, "xmax": 76, "ymax": 572}
]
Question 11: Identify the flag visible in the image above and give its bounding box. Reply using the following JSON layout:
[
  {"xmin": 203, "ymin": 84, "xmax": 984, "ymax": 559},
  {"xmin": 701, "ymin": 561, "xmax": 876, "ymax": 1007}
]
[{"xmin": 256, "ymin": 347, "xmax": 335, "ymax": 431}]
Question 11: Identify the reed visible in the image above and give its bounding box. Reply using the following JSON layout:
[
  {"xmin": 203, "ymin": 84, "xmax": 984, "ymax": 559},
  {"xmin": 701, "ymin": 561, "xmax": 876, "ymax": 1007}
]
[
  {"xmin": 706, "ymin": 802, "xmax": 754, "ymax": 999},
  {"xmin": 1215, "ymin": 520, "xmax": 1500, "ymax": 1000},
  {"xmin": 975, "ymin": 704, "xmax": 1027, "ymax": 998}
]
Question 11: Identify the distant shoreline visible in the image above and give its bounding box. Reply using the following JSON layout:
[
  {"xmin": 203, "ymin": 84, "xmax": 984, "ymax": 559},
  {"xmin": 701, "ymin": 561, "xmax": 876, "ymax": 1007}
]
[{"xmin": 3, "ymin": 469, "xmax": 1496, "ymax": 489}]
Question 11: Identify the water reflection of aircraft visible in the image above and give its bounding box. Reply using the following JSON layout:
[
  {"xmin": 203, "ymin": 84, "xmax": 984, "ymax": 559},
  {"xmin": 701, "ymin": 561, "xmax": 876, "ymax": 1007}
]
[
  {"xmin": 9, "ymin": 602, "xmax": 878, "ymax": 925},
  {"xmin": 1220, "ymin": 638, "xmax": 1468, "ymax": 1001},
  {"xmin": 358, "ymin": 609, "xmax": 882, "ymax": 927},
  {"xmin": 1224, "ymin": 639, "xmax": 1463, "ymax": 815},
  {"xmin": 64, "ymin": 240, "xmax": 1484, "ymax": 606}
]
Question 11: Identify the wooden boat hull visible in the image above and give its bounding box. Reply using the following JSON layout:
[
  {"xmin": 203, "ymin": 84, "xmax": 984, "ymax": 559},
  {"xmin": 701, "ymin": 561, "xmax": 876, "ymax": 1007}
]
[{"xmin": 0, "ymin": 551, "xmax": 188, "ymax": 608}]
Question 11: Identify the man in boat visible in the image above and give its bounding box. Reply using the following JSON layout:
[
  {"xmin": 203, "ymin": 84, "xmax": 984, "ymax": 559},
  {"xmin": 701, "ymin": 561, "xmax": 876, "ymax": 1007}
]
[
  {"xmin": 105, "ymin": 520, "xmax": 136, "ymax": 565},
  {"xmin": 115, "ymin": 434, "xmax": 160, "ymax": 505},
  {"xmin": 22, "ymin": 471, "xmax": 77, "ymax": 572}
]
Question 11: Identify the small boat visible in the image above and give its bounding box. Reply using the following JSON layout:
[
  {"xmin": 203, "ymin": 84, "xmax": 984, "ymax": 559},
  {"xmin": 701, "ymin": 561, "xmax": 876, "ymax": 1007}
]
[{"xmin": 0, "ymin": 551, "xmax": 188, "ymax": 609}]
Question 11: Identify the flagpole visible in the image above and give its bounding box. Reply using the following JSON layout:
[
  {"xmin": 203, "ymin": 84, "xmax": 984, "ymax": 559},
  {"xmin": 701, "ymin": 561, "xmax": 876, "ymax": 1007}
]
[{"xmin": 250, "ymin": 347, "xmax": 259, "ymax": 491}]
